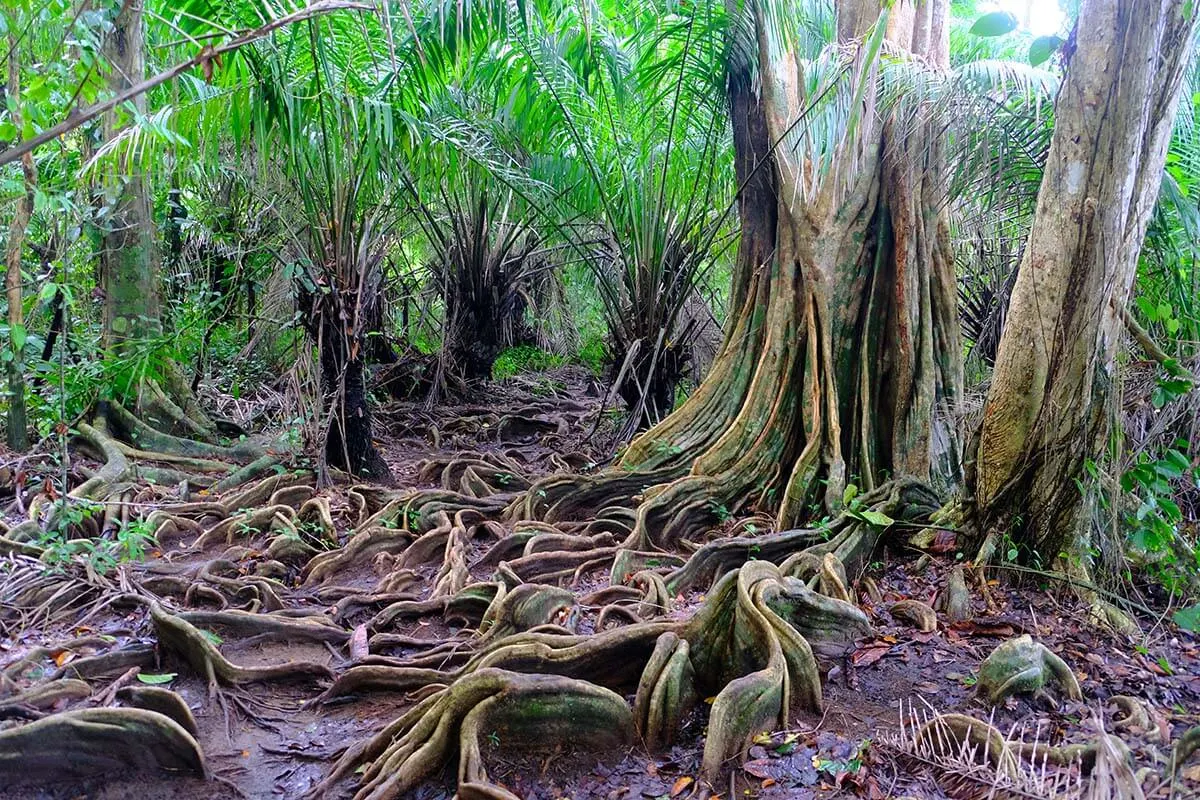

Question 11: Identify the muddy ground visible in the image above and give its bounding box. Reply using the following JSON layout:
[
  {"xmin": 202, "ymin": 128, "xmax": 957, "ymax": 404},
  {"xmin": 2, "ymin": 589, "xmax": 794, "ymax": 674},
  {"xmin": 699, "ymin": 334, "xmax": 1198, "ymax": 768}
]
[{"xmin": 1, "ymin": 369, "xmax": 1198, "ymax": 800}]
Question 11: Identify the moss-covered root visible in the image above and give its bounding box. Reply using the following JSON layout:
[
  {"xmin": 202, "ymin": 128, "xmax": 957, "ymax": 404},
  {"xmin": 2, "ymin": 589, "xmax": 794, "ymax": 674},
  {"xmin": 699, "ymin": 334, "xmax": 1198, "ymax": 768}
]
[
  {"xmin": 914, "ymin": 713, "xmax": 1019, "ymax": 775},
  {"xmin": 976, "ymin": 635, "xmax": 1083, "ymax": 705},
  {"xmin": 115, "ymin": 686, "xmax": 201, "ymax": 737},
  {"xmin": 149, "ymin": 601, "xmax": 333, "ymax": 696},
  {"xmin": 0, "ymin": 707, "xmax": 207, "ymax": 785},
  {"xmin": 936, "ymin": 565, "xmax": 972, "ymax": 623},
  {"xmin": 314, "ymin": 668, "xmax": 633, "ymax": 800},
  {"xmin": 634, "ymin": 632, "xmax": 696, "ymax": 751},
  {"xmin": 682, "ymin": 561, "xmax": 871, "ymax": 780},
  {"xmin": 477, "ymin": 583, "xmax": 576, "ymax": 642}
]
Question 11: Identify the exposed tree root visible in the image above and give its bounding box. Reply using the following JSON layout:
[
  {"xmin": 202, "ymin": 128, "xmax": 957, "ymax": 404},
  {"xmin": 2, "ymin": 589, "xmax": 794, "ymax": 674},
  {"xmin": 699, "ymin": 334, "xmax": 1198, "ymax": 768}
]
[
  {"xmin": 310, "ymin": 558, "xmax": 870, "ymax": 797},
  {"xmin": 0, "ymin": 707, "xmax": 207, "ymax": 783},
  {"xmin": 6, "ymin": 428, "xmax": 1161, "ymax": 800},
  {"xmin": 115, "ymin": 685, "xmax": 201, "ymax": 737},
  {"xmin": 150, "ymin": 601, "xmax": 333, "ymax": 697}
]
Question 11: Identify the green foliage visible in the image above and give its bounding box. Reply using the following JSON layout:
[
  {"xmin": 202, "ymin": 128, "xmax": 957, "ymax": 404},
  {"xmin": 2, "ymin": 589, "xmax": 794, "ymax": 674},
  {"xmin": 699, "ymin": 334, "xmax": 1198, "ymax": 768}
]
[
  {"xmin": 841, "ymin": 484, "xmax": 895, "ymax": 529},
  {"xmin": 38, "ymin": 503, "xmax": 156, "ymax": 576},
  {"xmin": 1, "ymin": 0, "xmax": 1197, "ymax": 624},
  {"xmin": 574, "ymin": 334, "xmax": 607, "ymax": 376},
  {"xmin": 492, "ymin": 346, "xmax": 565, "ymax": 381},
  {"xmin": 1175, "ymin": 603, "xmax": 1200, "ymax": 632},
  {"xmin": 969, "ymin": 11, "xmax": 1019, "ymax": 38},
  {"xmin": 1028, "ymin": 36, "xmax": 1066, "ymax": 67},
  {"xmin": 136, "ymin": 672, "xmax": 177, "ymax": 684},
  {"xmin": 1119, "ymin": 436, "xmax": 1200, "ymax": 593}
]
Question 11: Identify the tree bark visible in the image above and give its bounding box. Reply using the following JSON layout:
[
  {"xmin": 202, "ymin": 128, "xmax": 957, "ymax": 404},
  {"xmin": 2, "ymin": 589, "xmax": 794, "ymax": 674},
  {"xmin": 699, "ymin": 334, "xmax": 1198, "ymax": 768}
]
[
  {"xmin": 317, "ymin": 310, "xmax": 390, "ymax": 480},
  {"xmin": 974, "ymin": 0, "xmax": 1197, "ymax": 560},
  {"xmin": 4, "ymin": 35, "xmax": 34, "ymax": 451},
  {"xmin": 300, "ymin": 256, "xmax": 393, "ymax": 482},
  {"xmin": 95, "ymin": 0, "xmax": 219, "ymax": 441},
  {"xmin": 611, "ymin": 0, "xmax": 962, "ymax": 545},
  {"xmin": 99, "ymin": 0, "xmax": 161, "ymax": 353}
]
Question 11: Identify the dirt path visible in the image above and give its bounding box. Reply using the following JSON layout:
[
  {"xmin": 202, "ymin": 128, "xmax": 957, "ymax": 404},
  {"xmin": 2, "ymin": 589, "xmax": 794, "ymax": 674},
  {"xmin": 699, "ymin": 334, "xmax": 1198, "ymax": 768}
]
[{"xmin": 1, "ymin": 371, "xmax": 1197, "ymax": 800}]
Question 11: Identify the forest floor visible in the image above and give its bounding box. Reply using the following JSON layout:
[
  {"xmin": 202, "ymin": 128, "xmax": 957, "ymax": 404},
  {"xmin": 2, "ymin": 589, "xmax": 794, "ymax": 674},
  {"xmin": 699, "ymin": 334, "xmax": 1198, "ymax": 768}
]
[{"xmin": 1, "ymin": 368, "xmax": 1198, "ymax": 800}]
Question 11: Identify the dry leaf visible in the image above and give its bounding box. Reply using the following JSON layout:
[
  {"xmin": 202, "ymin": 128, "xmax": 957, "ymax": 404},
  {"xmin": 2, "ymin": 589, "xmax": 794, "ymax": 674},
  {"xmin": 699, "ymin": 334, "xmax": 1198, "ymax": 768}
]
[
  {"xmin": 670, "ymin": 776, "xmax": 693, "ymax": 797},
  {"xmin": 852, "ymin": 645, "xmax": 890, "ymax": 667}
]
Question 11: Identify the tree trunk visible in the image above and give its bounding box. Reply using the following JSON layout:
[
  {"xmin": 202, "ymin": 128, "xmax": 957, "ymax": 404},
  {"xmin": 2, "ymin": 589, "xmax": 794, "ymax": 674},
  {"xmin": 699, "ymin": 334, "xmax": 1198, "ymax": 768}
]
[
  {"xmin": 96, "ymin": 1, "xmax": 219, "ymax": 441},
  {"xmin": 99, "ymin": 0, "xmax": 161, "ymax": 353},
  {"xmin": 612, "ymin": 0, "xmax": 961, "ymax": 546},
  {"xmin": 974, "ymin": 0, "xmax": 1197, "ymax": 561},
  {"xmin": 301, "ymin": 246, "xmax": 393, "ymax": 481},
  {"xmin": 4, "ymin": 35, "xmax": 34, "ymax": 451}
]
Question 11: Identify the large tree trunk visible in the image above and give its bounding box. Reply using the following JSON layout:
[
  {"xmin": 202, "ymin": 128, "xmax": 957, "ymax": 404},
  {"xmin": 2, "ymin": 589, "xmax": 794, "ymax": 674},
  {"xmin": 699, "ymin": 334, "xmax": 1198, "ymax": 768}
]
[
  {"xmin": 974, "ymin": 0, "xmax": 1197, "ymax": 561},
  {"xmin": 609, "ymin": 0, "xmax": 961, "ymax": 546},
  {"xmin": 99, "ymin": 0, "xmax": 161, "ymax": 353},
  {"xmin": 97, "ymin": 0, "xmax": 217, "ymax": 441},
  {"xmin": 5, "ymin": 35, "xmax": 34, "ymax": 451}
]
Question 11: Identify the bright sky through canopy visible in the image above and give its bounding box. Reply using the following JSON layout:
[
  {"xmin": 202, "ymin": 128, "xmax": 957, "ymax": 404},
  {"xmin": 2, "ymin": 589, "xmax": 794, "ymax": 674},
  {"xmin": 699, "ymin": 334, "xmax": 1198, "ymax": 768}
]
[{"xmin": 980, "ymin": 0, "xmax": 1069, "ymax": 36}]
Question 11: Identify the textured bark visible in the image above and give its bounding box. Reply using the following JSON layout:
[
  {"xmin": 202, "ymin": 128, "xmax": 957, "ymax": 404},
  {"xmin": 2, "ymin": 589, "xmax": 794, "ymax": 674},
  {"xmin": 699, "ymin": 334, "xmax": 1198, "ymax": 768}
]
[
  {"xmin": 608, "ymin": 0, "xmax": 962, "ymax": 542},
  {"xmin": 302, "ymin": 258, "xmax": 392, "ymax": 481},
  {"xmin": 975, "ymin": 0, "xmax": 1197, "ymax": 560},
  {"xmin": 99, "ymin": 0, "xmax": 162, "ymax": 352},
  {"xmin": 318, "ymin": 311, "xmax": 391, "ymax": 480},
  {"xmin": 4, "ymin": 35, "xmax": 34, "ymax": 451}
]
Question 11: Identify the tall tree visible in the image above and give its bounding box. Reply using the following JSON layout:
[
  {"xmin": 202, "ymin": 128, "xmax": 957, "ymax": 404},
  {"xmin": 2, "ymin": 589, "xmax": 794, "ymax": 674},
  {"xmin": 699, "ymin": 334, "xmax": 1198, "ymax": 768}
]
[
  {"xmin": 245, "ymin": 18, "xmax": 396, "ymax": 480},
  {"xmin": 96, "ymin": 0, "xmax": 217, "ymax": 441},
  {"xmin": 4, "ymin": 35, "xmax": 35, "ymax": 451},
  {"xmin": 98, "ymin": 0, "xmax": 159, "ymax": 354},
  {"xmin": 537, "ymin": 0, "xmax": 963, "ymax": 547},
  {"xmin": 974, "ymin": 0, "xmax": 1198, "ymax": 562}
]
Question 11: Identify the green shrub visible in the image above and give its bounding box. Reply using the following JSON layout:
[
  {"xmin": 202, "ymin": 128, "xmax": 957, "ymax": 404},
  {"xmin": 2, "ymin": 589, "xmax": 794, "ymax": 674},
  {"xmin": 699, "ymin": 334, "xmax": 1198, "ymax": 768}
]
[
  {"xmin": 492, "ymin": 345, "xmax": 566, "ymax": 381},
  {"xmin": 574, "ymin": 335, "xmax": 607, "ymax": 376}
]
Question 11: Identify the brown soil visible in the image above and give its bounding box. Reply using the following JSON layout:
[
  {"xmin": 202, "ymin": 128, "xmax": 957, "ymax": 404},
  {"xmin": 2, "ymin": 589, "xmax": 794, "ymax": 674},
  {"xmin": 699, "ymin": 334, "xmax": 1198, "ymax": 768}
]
[{"xmin": 1, "ymin": 368, "xmax": 1197, "ymax": 800}]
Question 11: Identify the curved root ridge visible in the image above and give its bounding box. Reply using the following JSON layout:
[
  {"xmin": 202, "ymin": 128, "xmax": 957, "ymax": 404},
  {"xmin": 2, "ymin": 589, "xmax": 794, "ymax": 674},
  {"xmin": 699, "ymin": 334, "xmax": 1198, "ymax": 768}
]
[{"xmin": 3, "ymin": 455, "xmax": 935, "ymax": 798}]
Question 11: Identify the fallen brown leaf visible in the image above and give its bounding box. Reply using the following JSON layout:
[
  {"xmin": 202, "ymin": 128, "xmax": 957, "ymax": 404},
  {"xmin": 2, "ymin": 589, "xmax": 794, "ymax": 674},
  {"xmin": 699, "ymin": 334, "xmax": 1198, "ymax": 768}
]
[{"xmin": 852, "ymin": 645, "xmax": 891, "ymax": 667}]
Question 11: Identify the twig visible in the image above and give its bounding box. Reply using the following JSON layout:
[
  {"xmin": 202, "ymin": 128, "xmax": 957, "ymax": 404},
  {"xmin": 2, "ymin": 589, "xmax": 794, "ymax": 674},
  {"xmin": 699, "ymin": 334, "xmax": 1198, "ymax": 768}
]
[
  {"xmin": 1115, "ymin": 298, "xmax": 1195, "ymax": 378},
  {"xmin": 92, "ymin": 665, "xmax": 140, "ymax": 706}
]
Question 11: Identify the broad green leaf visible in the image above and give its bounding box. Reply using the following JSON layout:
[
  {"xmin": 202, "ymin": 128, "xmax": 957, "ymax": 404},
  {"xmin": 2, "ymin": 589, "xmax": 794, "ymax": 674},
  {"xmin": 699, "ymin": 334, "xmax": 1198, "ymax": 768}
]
[
  {"xmin": 1028, "ymin": 35, "xmax": 1064, "ymax": 66},
  {"xmin": 10, "ymin": 323, "xmax": 26, "ymax": 351},
  {"xmin": 1158, "ymin": 498, "xmax": 1181, "ymax": 522},
  {"xmin": 38, "ymin": 282, "xmax": 58, "ymax": 302},
  {"xmin": 859, "ymin": 510, "xmax": 894, "ymax": 528},
  {"xmin": 1163, "ymin": 449, "xmax": 1191, "ymax": 474},
  {"xmin": 842, "ymin": 483, "xmax": 858, "ymax": 505},
  {"xmin": 1174, "ymin": 603, "xmax": 1200, "ymax": 632},
  {"xmin": 137, "ymin": 672, "xmax": 177, "ymax": 685},
  {"xmin": 970, "ymin": 11, "xmax": 1019, "ymax": 37}
]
